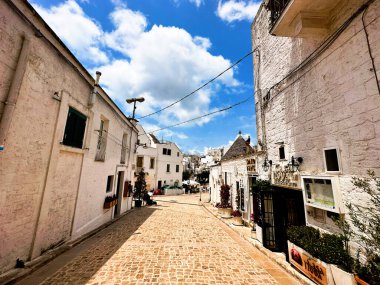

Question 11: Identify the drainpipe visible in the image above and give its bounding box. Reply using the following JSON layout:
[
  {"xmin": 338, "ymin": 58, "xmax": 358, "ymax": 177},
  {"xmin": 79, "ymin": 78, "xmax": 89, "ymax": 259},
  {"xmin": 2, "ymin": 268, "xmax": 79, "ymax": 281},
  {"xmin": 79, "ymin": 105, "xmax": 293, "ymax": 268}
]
[
  {"xmin": 88, "ymin": 71, "xmax": 101, "ymax": 108},
  {"xmin": 0, "ymin": 35, "xmax": 30, "ymax": 151}
]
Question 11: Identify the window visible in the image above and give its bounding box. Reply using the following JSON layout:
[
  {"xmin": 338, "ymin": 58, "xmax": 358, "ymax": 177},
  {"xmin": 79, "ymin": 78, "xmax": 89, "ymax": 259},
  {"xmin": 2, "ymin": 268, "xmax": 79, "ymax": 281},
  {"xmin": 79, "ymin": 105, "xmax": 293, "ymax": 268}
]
[
  {"xmin": 120, "ymin": 133, "xmax": 128, "ymax": 164},
  {"xmin": 150, "ymin": 158, "xmax": 155, "ymax": 169},
  {"xmin": 136, "ymin": 156, "xmax": 143, "ymax": 167},
  {"xmin": 324, "ymin": 148, "xmax": 340, "ymax": 172},
  {"xmin": 106, "ymin": 175, "xmax": 114, "ymax": 193},
  {"xmin": 95, "ymin": 119, "xmax": 108, "ymax": 161},
  {"xmin": 168, "ymin": 149, "xmax": 172, "ymax": 156},
  {"xmin": 62, "ymin": 107, "xmax": 87, "ymax": 148},
  {"xmin": 176, "ymin": 165, "xmax": 179, "ymax": 172},
  {"xmin": 163, "ymin": 148, "xmax": 167, "ymax": 155},
  {"xmin": 177, "ymin": 152, "xmax": 179, "ymax": 157},
  {"xmin": 166, "ymin": 164, "xmax": 170, "ymax": 173},
  {"xmin": 279, "ymin": 145, "xmax": 285, "ymax": 159}
]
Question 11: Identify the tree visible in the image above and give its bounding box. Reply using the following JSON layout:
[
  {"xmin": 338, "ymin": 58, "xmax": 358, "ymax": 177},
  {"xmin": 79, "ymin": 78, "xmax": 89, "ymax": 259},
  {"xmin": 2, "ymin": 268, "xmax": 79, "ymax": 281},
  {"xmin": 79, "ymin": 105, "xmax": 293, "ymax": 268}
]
[
  {"xmin": 134, "ymin": 169, "xmax": 147, "ymax": 201},
  {"xmin": 182, "ymin": 170, "xmax": 192, "ymax": 181},
  {"xmin": 336, "ymin": 170, "xmax": 380, "ymax": 283},
  {"xmin": 196, "ymin": 170, "xmax": 209, "ymax": 184},
  {"xmin": 347, "ymin": 170, "xmax": 380, "ymax": 282}
]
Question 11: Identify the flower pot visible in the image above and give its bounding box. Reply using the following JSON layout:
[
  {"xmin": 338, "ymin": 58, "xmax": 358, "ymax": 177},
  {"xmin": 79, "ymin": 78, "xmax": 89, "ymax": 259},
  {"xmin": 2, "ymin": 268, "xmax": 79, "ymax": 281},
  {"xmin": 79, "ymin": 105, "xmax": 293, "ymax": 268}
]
[
  {"xmin": 103, "ymin": 201, "xmax": 112, "ymax": 209},
  {"xmin": 220, "ymin": 208, "xmax": 232, "ymax": 217},
  {"xmin": 135, "ymin": 200, "xmax": 142, "ymax": 207},
  {"xmin": 232, "ymin": 216, "xmax": 243, "ymax": 225},
  {"xmin": 354, "ymin": 275, "xmax": 369, "ymax": 285}
]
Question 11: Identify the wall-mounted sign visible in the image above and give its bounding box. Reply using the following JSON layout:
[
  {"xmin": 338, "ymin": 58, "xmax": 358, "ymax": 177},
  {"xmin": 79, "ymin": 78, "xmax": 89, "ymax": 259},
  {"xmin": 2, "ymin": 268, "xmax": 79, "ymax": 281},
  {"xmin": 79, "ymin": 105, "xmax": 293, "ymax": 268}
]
[
  {"xmin": 288, "ymin": 241, "xmax": 329, "ymax": 285},
  {"xmin": 272, "ymin": 166, "xmax": 299, "ymax": 188},
  {"xmin": 246, "ymin": 158, "xmax": 256, "ymax": 173}
]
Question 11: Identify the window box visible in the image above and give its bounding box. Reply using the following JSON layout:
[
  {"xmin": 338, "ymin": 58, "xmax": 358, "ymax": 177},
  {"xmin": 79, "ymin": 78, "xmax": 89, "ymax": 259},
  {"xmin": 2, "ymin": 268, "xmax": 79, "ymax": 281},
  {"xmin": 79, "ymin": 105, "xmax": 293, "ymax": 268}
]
[{"xmin": 103, "ymin": 195, "xmax": 117, "ymax": 209}]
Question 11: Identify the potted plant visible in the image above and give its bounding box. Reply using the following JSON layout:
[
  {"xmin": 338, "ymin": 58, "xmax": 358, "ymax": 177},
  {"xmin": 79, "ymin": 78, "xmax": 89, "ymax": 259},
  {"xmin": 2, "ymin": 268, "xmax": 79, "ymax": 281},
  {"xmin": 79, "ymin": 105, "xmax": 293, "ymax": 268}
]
[
  {"xmin": 219, "ymin": 184, "xmax": 232, "ymax": 217},
  {"xmin": 231, "ymin": 210, "xmax": 243, "ymax": 225},
  {"xmin": 134, "ymin": 168, "xmax": 147, "ymax": 207}
]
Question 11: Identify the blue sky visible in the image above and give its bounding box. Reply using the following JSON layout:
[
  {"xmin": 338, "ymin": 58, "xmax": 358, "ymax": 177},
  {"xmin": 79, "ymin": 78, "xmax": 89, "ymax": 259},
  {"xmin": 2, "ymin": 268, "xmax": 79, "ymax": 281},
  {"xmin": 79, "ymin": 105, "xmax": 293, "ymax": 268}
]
[{"xmin": 31, "ymin": 0, "xmax": 261, "ymax": 154}]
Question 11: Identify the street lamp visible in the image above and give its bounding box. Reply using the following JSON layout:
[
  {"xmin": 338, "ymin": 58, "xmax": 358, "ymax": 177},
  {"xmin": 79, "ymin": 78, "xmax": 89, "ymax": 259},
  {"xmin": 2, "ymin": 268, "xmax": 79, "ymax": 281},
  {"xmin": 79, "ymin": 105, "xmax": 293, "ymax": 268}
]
[
  {"xmin": 262, "ymin": 158, "xmax": 272, "ymax": 172},
  {"xmin": 126, "ymin": 97, "xmax": 145, "ymax": 120}
]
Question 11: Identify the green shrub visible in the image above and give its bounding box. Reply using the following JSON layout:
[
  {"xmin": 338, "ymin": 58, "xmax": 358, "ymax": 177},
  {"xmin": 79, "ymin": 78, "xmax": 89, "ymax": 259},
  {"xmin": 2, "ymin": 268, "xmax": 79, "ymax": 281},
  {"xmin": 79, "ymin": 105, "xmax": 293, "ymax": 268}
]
[{"xmin": 287, "ymin": 226, "xmax": 353, "ymax": 271}]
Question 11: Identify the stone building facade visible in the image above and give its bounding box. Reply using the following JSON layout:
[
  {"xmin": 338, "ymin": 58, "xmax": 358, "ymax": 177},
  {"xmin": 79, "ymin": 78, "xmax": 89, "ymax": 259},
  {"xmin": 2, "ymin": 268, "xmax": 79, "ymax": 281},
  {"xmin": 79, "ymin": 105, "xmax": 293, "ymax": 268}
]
[
  {"xmin": 210, "ymin": 134, "xmax": 258, "ymax": 223},
  {"xmin": 251, "ymin": 0, "xmax": 380, "ymax": 253},
  {"xmin": 0, "ymin": 0, "xmax": 138, "ymax": 274}
]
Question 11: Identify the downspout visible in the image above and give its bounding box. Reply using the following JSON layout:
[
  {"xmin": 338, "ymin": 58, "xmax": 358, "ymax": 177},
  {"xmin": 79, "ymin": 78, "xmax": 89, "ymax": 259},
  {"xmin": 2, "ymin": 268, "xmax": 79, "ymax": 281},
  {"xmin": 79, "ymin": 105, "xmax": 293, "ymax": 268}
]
[{"xmin": 0, "ymin": 35, "xmax": 30, "ymax": 151}]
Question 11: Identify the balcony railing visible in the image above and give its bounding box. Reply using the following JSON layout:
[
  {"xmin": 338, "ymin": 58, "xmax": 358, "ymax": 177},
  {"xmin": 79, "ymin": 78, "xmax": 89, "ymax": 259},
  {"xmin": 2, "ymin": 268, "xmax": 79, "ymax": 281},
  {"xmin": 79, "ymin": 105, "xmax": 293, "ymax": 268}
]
[{"xmin": 267, "ymin": 0, "xmax": 291, "ymax": 29}]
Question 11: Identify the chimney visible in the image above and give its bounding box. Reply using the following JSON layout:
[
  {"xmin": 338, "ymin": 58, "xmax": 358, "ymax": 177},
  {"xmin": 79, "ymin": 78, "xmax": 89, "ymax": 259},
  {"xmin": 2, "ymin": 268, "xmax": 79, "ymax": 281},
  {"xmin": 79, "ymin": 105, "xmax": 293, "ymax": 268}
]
[{"xmin": 88, "ymin": 71, "xmax": 101, "ymax": 107}]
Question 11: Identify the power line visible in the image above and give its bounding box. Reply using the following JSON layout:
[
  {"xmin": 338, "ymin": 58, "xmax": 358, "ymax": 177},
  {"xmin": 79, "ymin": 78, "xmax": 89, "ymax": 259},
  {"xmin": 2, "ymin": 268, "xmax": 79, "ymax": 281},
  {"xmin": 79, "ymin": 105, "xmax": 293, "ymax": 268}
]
[
  {"xmin": 136, "ymin": 49, "xmax": 257, "ymax": 120},
  {"xmin": 140, "ymin": 96, "xmax": 253, "ymax": 136}
]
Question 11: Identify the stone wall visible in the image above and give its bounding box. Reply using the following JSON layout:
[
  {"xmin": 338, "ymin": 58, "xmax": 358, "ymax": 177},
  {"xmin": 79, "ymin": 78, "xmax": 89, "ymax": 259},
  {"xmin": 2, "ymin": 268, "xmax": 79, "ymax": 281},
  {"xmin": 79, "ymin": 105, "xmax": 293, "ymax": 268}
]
[
  {"xmin": 0, "ymin": 0, "xmax": 137, "ymax": 273},
  {"xmin": 252, "ymin": 0, "xmax": 380, "ymax": 233}
]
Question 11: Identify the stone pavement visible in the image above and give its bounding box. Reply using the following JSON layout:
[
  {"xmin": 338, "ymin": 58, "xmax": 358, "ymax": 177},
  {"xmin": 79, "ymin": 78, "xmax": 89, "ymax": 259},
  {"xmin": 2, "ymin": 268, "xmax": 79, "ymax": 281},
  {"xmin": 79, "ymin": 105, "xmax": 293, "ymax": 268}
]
[{"xmin": 15, "ymin": 194, "xmax": 301, "ymax": 285}]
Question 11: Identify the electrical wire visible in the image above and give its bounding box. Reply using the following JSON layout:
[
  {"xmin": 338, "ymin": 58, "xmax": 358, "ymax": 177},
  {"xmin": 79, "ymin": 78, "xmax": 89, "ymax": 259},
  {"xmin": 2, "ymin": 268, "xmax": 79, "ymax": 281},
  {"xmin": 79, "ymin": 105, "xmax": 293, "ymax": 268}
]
[
  {"xmin": 136, "ymin": 49, "xmax": 257, "ymax": 120},
  {"xmin": 140, "ymin": 97, "xmax": 253, "ymax": 136},
  {"xmin": 264, "ymin": 1, "xmax": 373, "ymax": 101}
]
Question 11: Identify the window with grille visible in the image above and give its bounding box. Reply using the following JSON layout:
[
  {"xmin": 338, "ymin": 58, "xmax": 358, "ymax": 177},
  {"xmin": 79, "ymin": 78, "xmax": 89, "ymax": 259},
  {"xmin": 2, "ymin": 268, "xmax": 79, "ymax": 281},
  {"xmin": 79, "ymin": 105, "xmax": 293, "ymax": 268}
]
[
  {"xmin": 120, "ymin": 133, "xmax": 128, "ymax": 164},
  {"xmin": 95, "ymin": 118, "xmax": 108, "ymax": 161},
  {"xmin": 62, "ymin": 107, "xmax": 87, "ymax": 149}
]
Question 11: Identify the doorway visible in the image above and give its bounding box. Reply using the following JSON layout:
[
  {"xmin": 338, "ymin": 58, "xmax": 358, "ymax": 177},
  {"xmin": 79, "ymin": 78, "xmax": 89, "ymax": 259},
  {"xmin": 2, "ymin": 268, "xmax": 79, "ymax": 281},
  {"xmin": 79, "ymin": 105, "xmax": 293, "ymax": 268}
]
[
  {"xmin": 114, "ymin": 171, "xmax": 124, "ymax": 217},
  {"xmin": 158, "ymin": 180, "xmax": 162, "ymax": 189},
  {"xmin": 260, "ymin": 187, "xmax": 306, "ymax": 255}
]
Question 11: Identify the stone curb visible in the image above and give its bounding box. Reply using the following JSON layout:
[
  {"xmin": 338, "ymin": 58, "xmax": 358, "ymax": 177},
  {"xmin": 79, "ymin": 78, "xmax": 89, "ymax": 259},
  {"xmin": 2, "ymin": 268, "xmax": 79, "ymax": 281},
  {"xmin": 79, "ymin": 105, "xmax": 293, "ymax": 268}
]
[
  {"xmin": 0, "ymin": 208, "xmax": 135, "ymax": 285},
  {"xmin": 201, "ymin": 202, "xmax": 315, "ymax": 285}
]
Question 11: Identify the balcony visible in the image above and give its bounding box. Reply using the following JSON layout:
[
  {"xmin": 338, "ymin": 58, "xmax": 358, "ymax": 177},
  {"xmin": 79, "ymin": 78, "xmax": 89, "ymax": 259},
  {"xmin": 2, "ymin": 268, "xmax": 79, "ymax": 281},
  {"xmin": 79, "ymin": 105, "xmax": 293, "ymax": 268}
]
[{"xmin": 266, "ymin": 0, "xmax": 365, "ymax": 37}]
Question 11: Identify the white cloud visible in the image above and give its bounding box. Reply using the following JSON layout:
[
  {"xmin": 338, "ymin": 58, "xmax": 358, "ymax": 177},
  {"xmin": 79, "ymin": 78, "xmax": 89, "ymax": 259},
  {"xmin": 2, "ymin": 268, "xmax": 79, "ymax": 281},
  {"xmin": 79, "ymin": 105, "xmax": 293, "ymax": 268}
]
[
  {"xmin": 32, "ymin": 1, "xmax": 242, "ymax": 133},
  {"xmin": 172, "ymin": 0, "xmax": 204, "ymax": 7},
  {"xmin": 141, "ymin": 123, "xmax": 189, "ymax": 141},
  {"xmin": 97, "ymin": 21, "xmax": 239, "ymax": 127},
  {"xmin": 32, "ymin": 0, "xmax": 109, "ymax": 64},
  {"xmin": 104, "ymin": 8, "xmax": 147, "ymax": 55},
  {"xmin": 189, "ymin": 0, "xmax": 204, "ymax": 7},
  {"xmin": 217, "ymin": 0, "xmax": 260, "ymax": 23}
]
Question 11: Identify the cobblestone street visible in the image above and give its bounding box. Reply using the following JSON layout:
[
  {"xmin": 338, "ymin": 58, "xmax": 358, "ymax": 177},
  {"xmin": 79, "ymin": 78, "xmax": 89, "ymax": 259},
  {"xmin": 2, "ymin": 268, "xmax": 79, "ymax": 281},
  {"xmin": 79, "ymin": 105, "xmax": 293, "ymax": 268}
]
[{"xmin": 16, "ymin": 194, "xmax": 301, "ymax": 285}]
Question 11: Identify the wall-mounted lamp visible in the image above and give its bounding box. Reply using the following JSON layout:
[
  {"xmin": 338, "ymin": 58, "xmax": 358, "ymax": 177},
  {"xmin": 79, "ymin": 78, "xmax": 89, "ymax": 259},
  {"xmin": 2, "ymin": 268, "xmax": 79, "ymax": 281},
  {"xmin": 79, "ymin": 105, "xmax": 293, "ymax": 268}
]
[
  {"xmin": 135, "ymin": 142, "xmax": 147, "ymax": 153},
  {"xmin": 288, "ymin": 156, "xmax": 303, "ymax": 172},
  {"xmin": 262, "ymin": 158, "xmax": 272, "ymax": 172}
]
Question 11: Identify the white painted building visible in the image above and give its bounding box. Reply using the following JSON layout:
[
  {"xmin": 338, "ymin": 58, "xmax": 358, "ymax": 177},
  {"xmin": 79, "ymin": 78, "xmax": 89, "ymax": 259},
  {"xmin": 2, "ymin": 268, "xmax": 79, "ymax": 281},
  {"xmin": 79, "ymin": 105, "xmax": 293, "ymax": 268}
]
[
  {"xmin": 210, "ymin": 133, "xmax": 258, "ymax": 223},
  {"xmin": 251, "ymin": 0, "xmax": 380, "ymax": 254},
  {"xmin": 0, "ymin": 0, "xmax": 138, "ymax": 274},
  {"xmin": 152, "ymin": 136, "xmax": 184, "ymax": 189},
  {"xmin": 134, "ymin": 126, "xmax": 184, "ymax": 191}
]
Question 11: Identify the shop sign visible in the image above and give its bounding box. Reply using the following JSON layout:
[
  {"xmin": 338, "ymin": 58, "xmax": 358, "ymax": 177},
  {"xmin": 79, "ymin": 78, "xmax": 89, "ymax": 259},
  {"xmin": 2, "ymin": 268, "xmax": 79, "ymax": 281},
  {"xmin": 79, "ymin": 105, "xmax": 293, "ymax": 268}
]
[
  {"xmin": 288, "ymin": 241, "xmax": 330, "ymax": 285},
  {"xmin": 246, "ymin": 158, "xmax": 256, "ymax": 173},
  {"xmin": 272, "ymin": 166, "xmax": 299, "ymax": 188}
]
